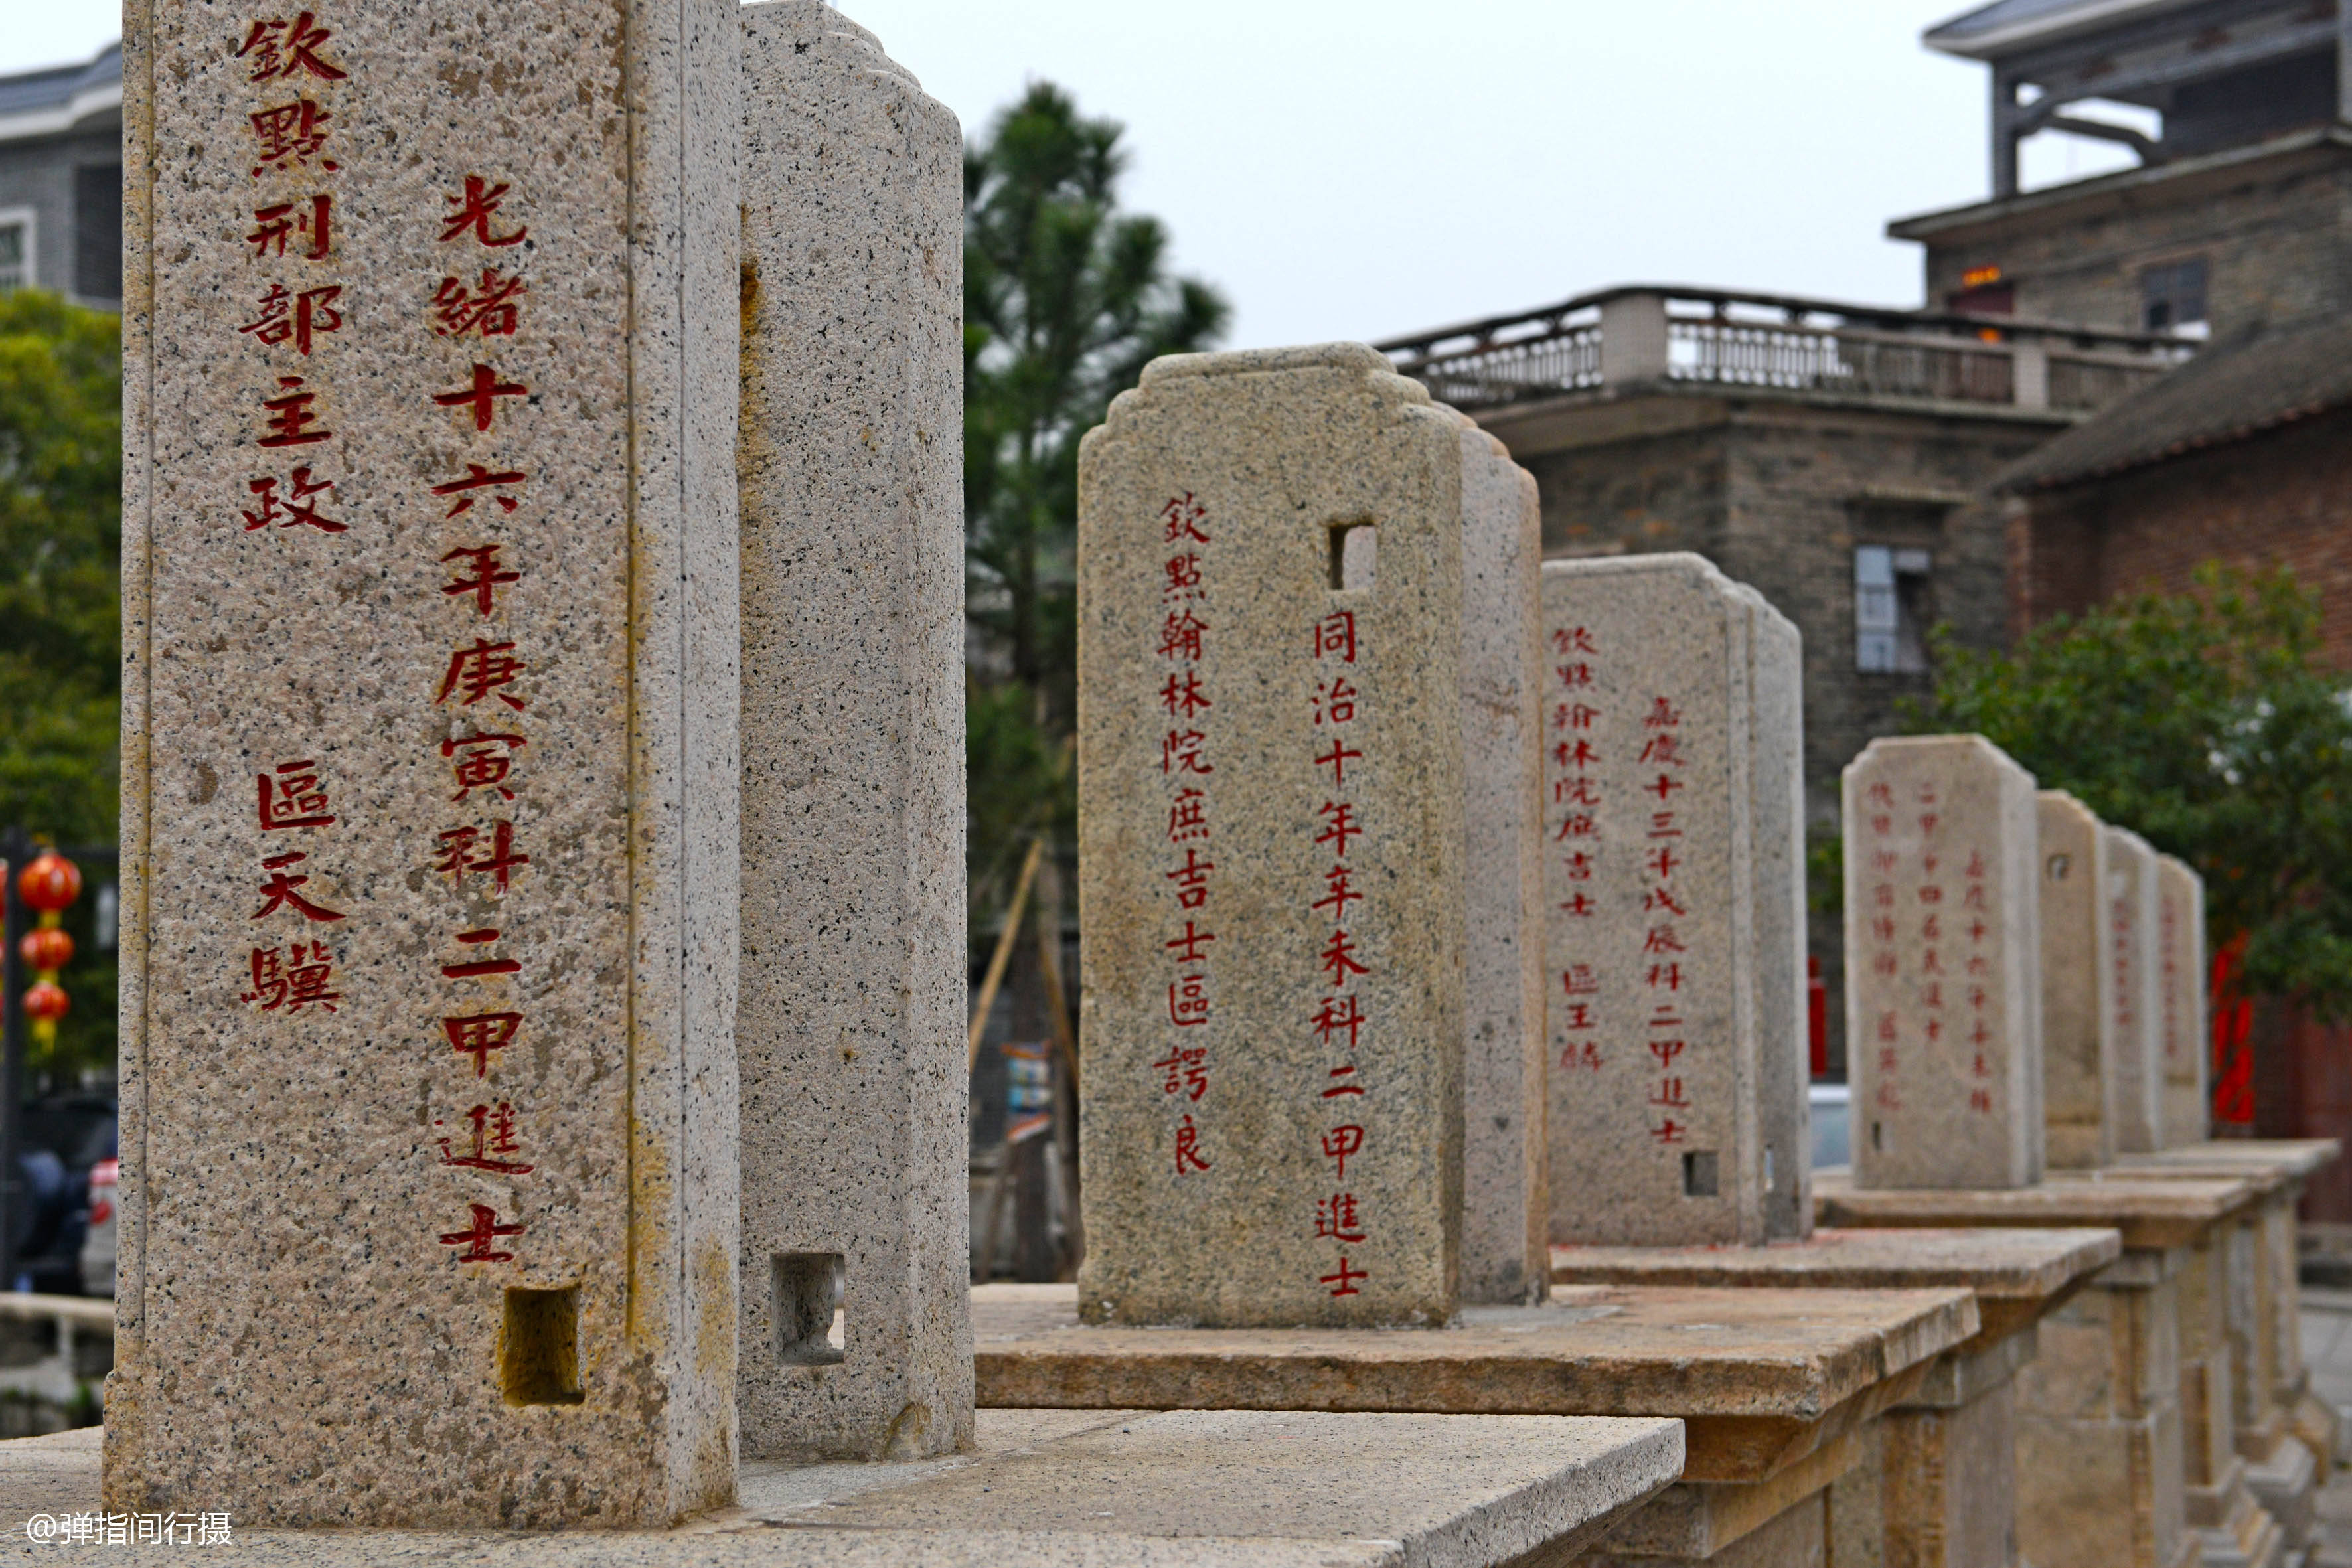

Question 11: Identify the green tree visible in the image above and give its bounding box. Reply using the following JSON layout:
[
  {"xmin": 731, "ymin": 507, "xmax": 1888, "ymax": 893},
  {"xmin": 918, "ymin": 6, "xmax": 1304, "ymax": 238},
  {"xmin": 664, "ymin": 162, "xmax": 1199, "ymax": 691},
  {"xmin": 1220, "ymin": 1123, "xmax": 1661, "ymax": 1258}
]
[
  {"xmin": 0, "ymin": 290, "xmax": 122, "ymax": 1084},
  {"xmin": 963, "ymin": 82, "xmax": 1229, "ymax": 915},
  {"xmin": 1917, "ymin": 566, "xmax": 2352, "ymax": 1016}
]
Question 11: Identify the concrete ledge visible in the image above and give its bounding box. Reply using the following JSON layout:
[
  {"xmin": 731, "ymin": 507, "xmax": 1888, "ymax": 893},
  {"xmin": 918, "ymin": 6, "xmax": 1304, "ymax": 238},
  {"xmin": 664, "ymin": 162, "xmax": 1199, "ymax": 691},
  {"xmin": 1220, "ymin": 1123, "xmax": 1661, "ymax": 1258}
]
[{"xmin": 0, "ymin": 1411, "xmax": 1684, "ymax": 1566}]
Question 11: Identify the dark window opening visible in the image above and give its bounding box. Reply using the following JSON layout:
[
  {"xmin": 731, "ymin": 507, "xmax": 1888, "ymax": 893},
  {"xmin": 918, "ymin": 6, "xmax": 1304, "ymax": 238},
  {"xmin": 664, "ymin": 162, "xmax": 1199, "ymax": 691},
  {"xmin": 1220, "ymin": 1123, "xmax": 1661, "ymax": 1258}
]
[
  {"xmin": 2141, "ymin": 259, "xmax": 2207, "ymax": 333},
  {"xmin": 1855, "ymin": 546, "xmax": 1933, "ymax": 675},
  {"xmin": 72, "ymin": 164, "xmax": 121, "ymax": 305}
]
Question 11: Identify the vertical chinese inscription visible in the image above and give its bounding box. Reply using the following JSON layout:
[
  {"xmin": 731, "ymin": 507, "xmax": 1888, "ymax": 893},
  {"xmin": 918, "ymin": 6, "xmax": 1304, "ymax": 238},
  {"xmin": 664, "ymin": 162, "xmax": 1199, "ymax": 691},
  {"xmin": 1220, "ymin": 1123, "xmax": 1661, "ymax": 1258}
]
[
  {"xmin": 2101, "ymin": 826, "xmax": 2163, "ymax": 1154},
  {"xmin": 1845, "ymin": 736, "xmax": 2043, "ymax": 1190},
  {"xmin": 1075, "ymin": 345, "xmax": 1464, "ymax": 1330},
  {"xmin": 114, "ymin": 0, "xmax": 740, "ymax": 1527}
]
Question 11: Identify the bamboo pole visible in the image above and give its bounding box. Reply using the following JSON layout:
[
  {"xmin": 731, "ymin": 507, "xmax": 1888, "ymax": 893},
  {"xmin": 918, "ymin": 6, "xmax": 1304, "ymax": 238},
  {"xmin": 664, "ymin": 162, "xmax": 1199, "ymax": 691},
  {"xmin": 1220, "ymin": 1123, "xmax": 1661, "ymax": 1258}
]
[{"xmin": 968, "ymin": 837, "xmax": 1044, "ymax": 1071}]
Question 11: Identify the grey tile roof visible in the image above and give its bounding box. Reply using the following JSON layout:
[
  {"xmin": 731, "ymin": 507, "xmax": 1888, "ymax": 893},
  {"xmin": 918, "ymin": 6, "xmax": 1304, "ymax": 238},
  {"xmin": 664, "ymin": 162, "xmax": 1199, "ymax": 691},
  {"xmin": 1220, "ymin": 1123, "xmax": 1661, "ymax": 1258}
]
[
  {"xmin": 1994, "ymin": 313, "xmax": 2352, "ymax": 491},
  {"xmin": 0, "ymin": 41, "xmax": 120, "ymax": 123}
]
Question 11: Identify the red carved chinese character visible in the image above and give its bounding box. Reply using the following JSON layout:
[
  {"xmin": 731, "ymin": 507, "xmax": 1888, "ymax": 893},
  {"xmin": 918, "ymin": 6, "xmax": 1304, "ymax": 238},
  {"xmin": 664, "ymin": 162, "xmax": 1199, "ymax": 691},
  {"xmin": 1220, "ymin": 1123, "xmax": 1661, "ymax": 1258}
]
[
  {"xmin": 443, "ymin": 1010, "xmax": 523, "ymax": 1077},
  {"xmin": 1648, "ymin": 811, "xmax": 1682, "ymax": 839},
  {"xmin": 1561, "ymin": 851, "xmax": 1593, "ymax": 881},
  {"xmin": 1167, "ymin": 973, "xmax": 1209, "ymax": 1029},
  {"xmin": 252, "ymin": 850, "xmax": 343, "ymax": 922},
  {"xmin": 1639, "ymin": 733, "xmax": 1684, "ymax": 766},
  {"xmin": 1159, "ymin": 608, "xmax": 1208, "ymax": 662},
  {"xmin": 1872, "ymin": 951, "xmax": 1898, "ymax": 976},
  {"xmin": 1320, "ymin": 1255, "xmax": 1368, "ymax": 1297},
  {"xmin": 437, "ymin": 1101, "xmax": 533, "ymax": 1174},
  {"xmin": 1555, "ymin": 813, "xmax": 1596, "ymax": 841},
  {"xmin": 1649, "ymin": 1119, "xmax": 1687, "ymax": 1144},
  {"xmin": 442, "ymin": 732, "xmax": 526, "ymax": 803},
  {"xmin": 441, "ymin": 927, "xmax": 522, "ymax": 979},
  {"xmin": 437, "ymin": 639, "xmax": 527, "ymax": 711},
  {"xmin": 1167, "ymin": 787, "xmax": 1209, "ymax": 844},
  {"xmin": 1160, "ymin": 669, "xmax": 1210, "ymax": 719},
  {"xmin": 1919, "ymin": 813, "xmax": 1940, "ymax": 836},
  {"xmin": 239, "ymin": 283, "xmax": 343, "ymax": 356},
  {"xmin": 1314, "ymin": 994, "xmax": 1366, "ymax": 1050},
  {"xmin": 431, "ymin": 268, "xmax": 528, "ymax": 337},
  {"xmin": 237, "ymin": 13, "xmax": 346, "ymax": 81},
  {"xmin": 1561, "ymin": 964, "xmax": 1598, "ymax": 997},
  {"xmin": 1314, "ymin": 864, "xmax": 1362, "ymax": 921},
  {"xmin": 440, "ymin": 176, "xmax": 528, "ymax": 247},
  {"xmin": 1643, "ymin": 924, "xmax": 1686, "ymax": 955},
  {"xmin": 1650, "ymin": 1038, "xmax": 1686, "ymax": 1069},
  {"xmin": 1647, "ymin": 962, "xmax": 1683, "ymax": 992},
  {"xmin": 430, "ymin": 463, "xmax": 528, "ymax": 518},
  {"xmin": 1876, "ymin": 1010, "xmax": 1901, "ymax": 1042},
  {"xmin": 248, "ymin": 194, "xmax": 331, "ymax": 260},
  {"xmin": 1645, "ymin": 885, "xmax": 1689, "ymax": 917},
  {"xmin": 1651, "ymin": 1077, "xmax": 1691, "ymax": 1108},
  {"xmin": 1322, "ymin": 1063, "xmax": 1364, "ymax": 1099},
  {"xmin": 1553, "ymin": 627, "xmax": 1597, "ymax": 655},
  {"xmin": 1314, "ymin": 739, "xmax": 1362, "ymax": 786},
  {"xmin": 241, "ymin": 940, "xmax": 339, "ymax": 1012},
  {"xmin": 437, "ymin": 1202, "xmax": 525, "ymax": 1264},
  {"xmin": 1873, "ymin": 884, "xmax": 1896, "ymax": 909},
  {"xmin": 1314, "ymin": 676, "xmax": 1358, "ymax": 726},
  {"xmin": 1315, "ymin": 801, "xmax": 1362, "ymax": 858},
  {"xmin": 1164, "ymin": 921, "xmax": 1215, "ymax": 965},
  {"xmin": 1322, "ymin": 1123, "xmax": 1366, "ymax": 1181},
  {"xmin": 257, "ymin": 759, "xmax": 334, "ymax": 829},
  {"xmin": 1561, "ymin": 1041, "xmax": 1603, "ymax": 1071},
  {"xmin": 258, "ymin": 376, "xmax": 331, "ymax": 447},
  {"xmin": 241, "ymin": 466, "xmax": 341, "ymax": 532},
  {"xmin": 1161, "ymin": 729, "xmax": 1212, "ymax": 776},
  {"xmin": 1865, "ymin": 783, "xmax": 1895, "ymax": 808},
  {"xmin": 1554, "ymin": 703, "xmax": 1599, "ymax": 732},
  {"xmin": 1969, "ymin": 1089, "xmax": 1994, "ymax": 1115},
  {"xmin": 441, "ymin": 544, "xmax": 522, "ymax": 616},
  {"xmin": 1154, "ymin": 1042, "xmax": 1208, "ymax": 1097},
  {"xmin": 436, "ymin": 820, "xmax": 531, "ymax": 894},
  {"xmin": 247, "ymin": 98, "xmax": 334, "ymax": 176},
  {"xmin": 1554, "ymin": 739, "xmax": 1598, "ymax": 772},
  {"xmin": 1174, "ymin": 1113, "xmax": 1210, "ymax": 1174},
  {"xmin": 1643, "ymin": 698, "xmax": 1682, "ymax": 728},
  {"xmin": 1166, "ymin": 848, "xmax": 1214, "ymax": 909},
  {"xmin": 1313, "ymin": 611, "xmax": 1357, "ymax": 664},
  {"xmin": 1163, "ymin": 553, "xmax": 1202, "ymax": 598},
  {"xmin": 1557, "ymin": 775, "xmax": 1599, "ymax": 807},
  {"xmin": 1555, "ymin": 663, "xmax": 1592, "ymax": 688},
  {"xmin": 1319, "ymin": 928, "xmax": 1369, "ymax": 988},
  {"xmin": 1315, "ymin": 1192, "xmax": 1368, "ymax": 1243},
  {"xmin": 1561, "ymin": 892, "xmax": 1595, "ymax": 917},
  {"xmin": 1162, "ymin": 493, "xmax": 1208, "ymax": 544},
  {"xmin": 433, "ymin": 362, "xmax": 530, "ymax": 433},
  {"xmin": 1646, "ymin": 772, "xmax": 1684, "ymax": 801}
]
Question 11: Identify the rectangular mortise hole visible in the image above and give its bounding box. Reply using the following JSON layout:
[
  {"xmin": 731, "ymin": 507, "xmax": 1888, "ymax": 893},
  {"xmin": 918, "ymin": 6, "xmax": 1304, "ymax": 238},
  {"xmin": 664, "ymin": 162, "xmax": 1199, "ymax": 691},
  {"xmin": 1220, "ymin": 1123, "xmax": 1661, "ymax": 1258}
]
[
  {"xmin": 773, "ymin": 1251, "xmax": 846, "ymax": 1366},
  {"xmin": 501, "ymin": 1286, "xmax": 584, "ymax": 1407},
  {"xmin": 1682, "ymin": 1151, "xmax": 1719, "ymax": 1198},
  {"xmin": 1328, "ymin": 522, "xmax": 1377, "ymax": 591},
  {"xmin": 1871, "ymin": 1120, "xmax": 1887, "ymax": 1154}
]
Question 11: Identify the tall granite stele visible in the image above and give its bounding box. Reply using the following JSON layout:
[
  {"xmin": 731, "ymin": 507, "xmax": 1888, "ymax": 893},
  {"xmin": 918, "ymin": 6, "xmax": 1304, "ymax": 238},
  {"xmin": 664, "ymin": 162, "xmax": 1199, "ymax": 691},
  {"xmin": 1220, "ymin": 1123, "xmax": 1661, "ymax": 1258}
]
[
  {"xmin": 1540, "ymin": 554, "xmax": 1810, "ymax": 1246},
  {"xmin": 1844, "ymin": 736, "xmax": 2044, "ymax": 1189},
  {"xmin": 2038, "ymin": 791, "xmax": 2121, "ymax": 1169},
  {"xmin": 1076, "ymin": 344, "xmax": 1474, "ymax": 1328},
  {"xmin": 2102, "ymin": 825, "xmax": 2165, "ymax": 1154},
  {"xmin": 2156, "ymin": 853, "xmax": 2210, "ymax": 1147},
  {"xmin": 736, "ymin": 0, "xmax": 973, "ymax": 1462},
  {"xmin": 113, "ymin": 0, "xmax": 741, "ymax": 1527}
]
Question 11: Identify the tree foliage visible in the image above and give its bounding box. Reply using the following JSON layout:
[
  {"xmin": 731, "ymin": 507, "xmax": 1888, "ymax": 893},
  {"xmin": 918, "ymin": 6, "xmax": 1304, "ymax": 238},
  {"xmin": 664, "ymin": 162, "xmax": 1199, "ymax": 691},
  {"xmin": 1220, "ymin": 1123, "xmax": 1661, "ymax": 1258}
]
[
  {"xmin": 963, "ymin": 82, "xmax": 1228, "ymax": 916},
  {"xmin": 1918, "ymin": 566, "xmax": 2352, "ymax": 1016},
  {"xmin": 0, "ymin": 291, "xmax": 121, "ymax": 1083}
]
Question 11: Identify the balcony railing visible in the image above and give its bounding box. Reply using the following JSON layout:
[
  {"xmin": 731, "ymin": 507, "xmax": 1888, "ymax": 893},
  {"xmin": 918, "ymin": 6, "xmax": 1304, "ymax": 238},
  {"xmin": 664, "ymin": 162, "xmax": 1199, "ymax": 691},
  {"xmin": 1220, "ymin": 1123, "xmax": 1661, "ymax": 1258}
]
[{"xmin": 1375, "ymin": 287, "xmax": 2193, "ymax": 416}]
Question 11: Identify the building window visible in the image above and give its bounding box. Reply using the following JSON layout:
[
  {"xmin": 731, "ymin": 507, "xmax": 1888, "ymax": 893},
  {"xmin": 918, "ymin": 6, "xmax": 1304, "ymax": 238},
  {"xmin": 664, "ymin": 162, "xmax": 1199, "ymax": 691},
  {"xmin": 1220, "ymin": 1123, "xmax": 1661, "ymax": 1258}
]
[
  {"xmin": 72, "ymin": 165, "xmax": 121, "ymax": 305},
  {"xmin": 2141, "ymin": 258, "xmax": 2207, "ymax": 333},
  {"xmin": 0, "ymin": 209, "xmax": 33, "ymax": 293},
  {"xmin": 1855, "ymin": 546, "xmax": 1932, "ymax": 674}
]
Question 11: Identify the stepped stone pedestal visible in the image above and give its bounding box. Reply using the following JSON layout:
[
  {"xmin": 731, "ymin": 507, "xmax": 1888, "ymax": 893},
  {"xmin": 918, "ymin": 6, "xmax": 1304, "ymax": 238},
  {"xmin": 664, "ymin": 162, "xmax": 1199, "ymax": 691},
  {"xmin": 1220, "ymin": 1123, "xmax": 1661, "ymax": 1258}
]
[
  {"xmin": 1553, "ymin": 1226, "xmax": 2120, "ymax": 1567},
  {"xmin": 973, "ymin": 1279, "xmax": 1979, "ymax": 1566},
  {"xmin": 0, "ymin": 1413, "xmax": 1686, "ymax": 1566},
  {"xmin": 1818, "ymin": 1172, "xmax": 2266, "ymax": 1568}
]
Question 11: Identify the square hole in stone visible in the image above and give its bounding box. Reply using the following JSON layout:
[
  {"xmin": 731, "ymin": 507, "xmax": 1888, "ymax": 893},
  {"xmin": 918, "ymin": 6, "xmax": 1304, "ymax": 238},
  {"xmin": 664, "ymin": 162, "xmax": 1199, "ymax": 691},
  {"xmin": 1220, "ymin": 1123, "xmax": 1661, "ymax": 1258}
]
[
  {"xmin": 1329, "ymin": 522, "xmax": 1377, "ymax": 591},
  {"xmin": 773, "ymin": 1251, "xmax": 846, "ymax": 1366},
  {"xmin": 501, "ymin": 1286, "xmax": 584, "ymax": 1407},
  {"xmin": 1682, "ymin": 1151, "xmax": 1719, "ymax": 1198}
]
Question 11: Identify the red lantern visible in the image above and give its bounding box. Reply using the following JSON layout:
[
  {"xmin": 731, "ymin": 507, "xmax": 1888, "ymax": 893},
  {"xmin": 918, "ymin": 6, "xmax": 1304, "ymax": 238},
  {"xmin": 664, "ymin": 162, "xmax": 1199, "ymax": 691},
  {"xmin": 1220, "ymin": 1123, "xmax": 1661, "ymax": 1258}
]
[
  {"xmin": 18, "ymin": 928, "xmax": 72, "ymax": 973},
  {"xmin": 21, "ymin": 980, "xmax": 68, "ymax": 1022},
  {"xmin": 17, "ymin": 852, "xmax": 81, "ymax": 913}
]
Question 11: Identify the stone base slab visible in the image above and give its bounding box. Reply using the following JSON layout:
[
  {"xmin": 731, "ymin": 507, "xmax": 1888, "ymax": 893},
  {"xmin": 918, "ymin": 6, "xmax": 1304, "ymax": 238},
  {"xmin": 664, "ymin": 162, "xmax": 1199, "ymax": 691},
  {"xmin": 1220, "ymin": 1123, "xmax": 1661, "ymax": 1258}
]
[
  {"xmin": 2243, "ymin": 1435, "xmax": 2319, "ymax": 1552},
  {"xmin": 2185, "ymin": 1463, "xmax": 2285, "ymax": 1568},
  {"xmin": 0, "ymin": 1410, "xmax": 1682, "ymax": 1566},
  {"xmin": 2016, "ymin": 1405, "xmax": 2189, "ymax": 1568},
  {"xmin": 1576, "ymin": 1486, "xmax": 1825, "ymax": 1567}
]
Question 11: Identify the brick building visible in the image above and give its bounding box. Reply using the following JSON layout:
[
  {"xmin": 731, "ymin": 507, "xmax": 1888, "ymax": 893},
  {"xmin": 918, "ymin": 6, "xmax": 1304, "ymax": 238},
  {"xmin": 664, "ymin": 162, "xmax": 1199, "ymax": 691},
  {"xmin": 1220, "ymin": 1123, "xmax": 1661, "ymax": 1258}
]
[{"xmin": 0, "ymin": 42, "xmax": 121, "ymax": 310}]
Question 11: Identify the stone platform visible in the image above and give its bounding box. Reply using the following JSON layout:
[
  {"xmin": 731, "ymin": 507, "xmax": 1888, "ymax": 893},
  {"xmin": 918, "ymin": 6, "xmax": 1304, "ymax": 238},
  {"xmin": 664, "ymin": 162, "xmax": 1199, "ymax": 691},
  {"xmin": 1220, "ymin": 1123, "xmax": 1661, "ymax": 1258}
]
[
  {"xmin": 975, "ymin": 1280, "xmax": 1976, "ymax": 1565},
  {"xmin": 0, "ymin": 1410, "xmax": 1682, "ymax": 1565},
  {"xmin": 1551, "ymin": 1228, "xmax": 2121, "ymax": 1567}
]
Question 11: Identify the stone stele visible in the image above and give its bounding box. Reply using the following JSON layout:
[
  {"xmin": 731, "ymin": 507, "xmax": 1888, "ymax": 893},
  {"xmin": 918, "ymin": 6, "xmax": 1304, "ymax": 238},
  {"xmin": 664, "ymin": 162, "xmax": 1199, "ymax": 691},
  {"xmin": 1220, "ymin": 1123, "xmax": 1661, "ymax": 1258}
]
[
  {"xmin": 1075, "ymin": 344, "xmax": 1466, "ymax": 1328},
  {"xmin": 113, "ymin": 0, "xmax": 741, "ymax": 1528},
  {"xmin": 2038, "ymin": 791, "xmax": 2120, "ymax": 1170},
  {"xmin": 1539, "ymin": 554, "xmax": 1810, "ymax": 1247},
  {"xmin": 1445, "ymin": 407, "xmax": 1550, "ymax": 1306},
  {"xmin": 736, "ymin": 0, "xmax": 972, "ymax": 1464},
  {"xmin": 1845, "ymin": 736, "xmax": 2045, "ymax": 1190},
  {"xmin": 2102, "ymin": 826, "xmax": 2166, "ymax": 1155},
  {"xmin": 2156, "ymin": 854, "xmax": 2210, "ymax": 1148}
]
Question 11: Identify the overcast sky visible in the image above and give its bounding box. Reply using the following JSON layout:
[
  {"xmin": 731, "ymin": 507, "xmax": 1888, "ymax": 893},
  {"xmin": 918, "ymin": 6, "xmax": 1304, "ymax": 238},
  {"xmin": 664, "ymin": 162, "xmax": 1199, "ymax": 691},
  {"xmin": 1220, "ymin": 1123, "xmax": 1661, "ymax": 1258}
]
[{"xmin": 9, "ymin": 2, "xmax": 2141, "ymax": 347}]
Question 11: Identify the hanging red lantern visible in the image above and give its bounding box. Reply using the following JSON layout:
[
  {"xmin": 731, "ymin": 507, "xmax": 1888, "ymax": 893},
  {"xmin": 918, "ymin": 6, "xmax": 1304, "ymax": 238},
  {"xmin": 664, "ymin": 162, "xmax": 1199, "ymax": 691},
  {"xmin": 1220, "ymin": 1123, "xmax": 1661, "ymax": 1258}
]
[
  {"xmin": 21, "ymin": 980, "xmax": 68, "ymax": 1022},
  {"xmin": 19, "ymin": 927, "xmax": 72, "ymax": 973},
  {"xmin": 17, "ymin": 852, "xmax": 81, "ymax": 913}
]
